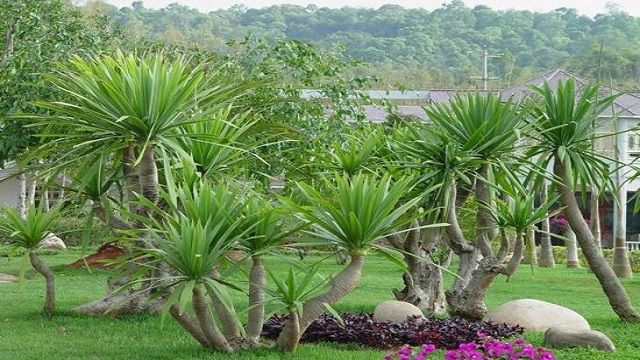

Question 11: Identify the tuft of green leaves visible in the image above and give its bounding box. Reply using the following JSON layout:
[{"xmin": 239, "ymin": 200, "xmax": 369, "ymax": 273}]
[
  {"xmin": 283, "ymin": 173, "xmax": 425, "ymax": 256},
  {"xmin": 0, "ymin": 203, "xmax": 64, "ymax": 253}
]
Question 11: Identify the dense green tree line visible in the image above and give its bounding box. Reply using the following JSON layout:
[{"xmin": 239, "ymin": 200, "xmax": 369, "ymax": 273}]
[{"xmin": 87, "ymin": 0, "xmax": 640, "ymax": 88}]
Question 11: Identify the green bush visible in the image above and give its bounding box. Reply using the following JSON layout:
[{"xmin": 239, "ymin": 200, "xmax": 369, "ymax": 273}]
[
  {"xmin": 48, "ymin": 215, "xmax": 116, "ymax": 247},
  {"xmin": 549, "ymin": 245, "xmax": 640, "ymax": 272}
]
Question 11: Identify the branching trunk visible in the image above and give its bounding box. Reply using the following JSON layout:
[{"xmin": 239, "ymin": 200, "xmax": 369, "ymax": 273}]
[
  {"xmin": 93, "ymin": 203, "xmax": 132, "ymax": 230},
  {"xmin": 445, "ymin": 186, "xmax": 479, "ymax": 292},
  {"xmin": 495, "ymin": 228, "xmax": 510, "ymax": 262},
  {"xmin": 29, "ymin": 251, "xmax": 55, "ymax": 316},
  {"xmin": 76, "ymin": 145, "xmax": 162, "ymax": 315},
  {"xmin": 192, "ymin": 286, "xmax": 233, "ymax": 352},
  {"xmin": 276, "ymin": 255, "xmax": 365, "ymax": 351},
  {"xmin": 554, "ymin": 158, "xmax": 640, "ymax": 322},
  {"xmin": 446, "ymin": 256, "xmax": 503, "ymax": 320},
  {"xmin": 503, "ymin": 234, "xmax": 525, "ymax": 277},
  {"xmin": 246, "ymin": 256, "xmax": 266, "ymax": 344},
  {"xmin": 391, "ymin": 225, "xmax": 446, "ymax": 314},
  {"xmin": 169, "ymin": 304, "xmax": 211, "ymax": 348}
]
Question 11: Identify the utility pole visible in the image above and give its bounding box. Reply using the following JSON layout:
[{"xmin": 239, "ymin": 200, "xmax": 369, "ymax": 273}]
[{"xmin": 470, "ymin": 47, "xmax": 501, "ymax": 91}]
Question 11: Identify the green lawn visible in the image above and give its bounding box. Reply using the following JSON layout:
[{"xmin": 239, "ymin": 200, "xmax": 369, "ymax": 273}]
[{"xmin": 1, "ymin": 249, "xmax": 639, "ymax": 359}]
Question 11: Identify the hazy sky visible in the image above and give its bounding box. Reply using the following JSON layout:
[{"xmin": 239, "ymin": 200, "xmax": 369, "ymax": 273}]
[{"xmin": 98, "ymin": 0, "xmax": 640, "ymax": 18}]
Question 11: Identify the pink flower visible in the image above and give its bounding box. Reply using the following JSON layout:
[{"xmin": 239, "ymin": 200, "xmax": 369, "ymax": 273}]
[{"xmin": 383, "ymin": 338, "xmax": 555, "ymax": 360}]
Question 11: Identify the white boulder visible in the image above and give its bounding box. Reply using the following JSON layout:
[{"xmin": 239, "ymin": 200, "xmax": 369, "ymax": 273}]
[
  {"xmin": 484, "ymin": 299, "xmax": 590, "ymax": 332},
  {"xmin": 39, "ymin": 233, "xmax": 66, "ymax": 250}
]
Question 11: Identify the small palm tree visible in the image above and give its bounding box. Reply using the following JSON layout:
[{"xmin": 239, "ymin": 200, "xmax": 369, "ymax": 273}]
[
  {"xmin": 275, "ymin": 173, "xmax": 427, "ymax": 351},
  {"xmin": 29, "ymin": 50, "xmax": 262, "ymax": 315},
  {"xmin": 490, "ymin": 193, "xmax": 558, "ymax": 277},
  {"xmin": 239, "ymin": 197, "xmax": 304, "ymax": 345},
  {"xmin": 131, "ymin": 180, "xmax": 253, "ymax": 352},
  {"xmin": 264, "ymin": 265, "xmax": 331, "ymax": 353},
  {"xmin": 0, "ymin": 203, "xmax": 63, "ymax": 316},
  {"xmin": 426, "ymin": 92, "xmax": 525, "ymax": 256}
]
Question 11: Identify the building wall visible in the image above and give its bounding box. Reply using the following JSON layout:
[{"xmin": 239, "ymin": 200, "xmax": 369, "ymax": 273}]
[{"xmin": 0, "ymin": 177, "xmax": 19, "ymax": 209}]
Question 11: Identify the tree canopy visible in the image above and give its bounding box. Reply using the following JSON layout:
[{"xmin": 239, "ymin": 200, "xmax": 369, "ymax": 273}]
[{"xmin": 92, "ymin": 0, "xmax": 640, "ymax": 89}]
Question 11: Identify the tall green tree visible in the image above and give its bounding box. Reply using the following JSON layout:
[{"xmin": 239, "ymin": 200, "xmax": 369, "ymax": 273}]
[
  {"xmin": 29, "ymin": 50, "xmax": 260, "ymax": 314},
  {"xmin": 422, "ymin": 93, "xmax": 526, "ymax": 319},
  {"xmin": 0, "ymin": 0, "xmax": 120, "ymax": 202},
  {"xmin": 527, "ymin": 79, "xmax": 640, "ymax": 322}
]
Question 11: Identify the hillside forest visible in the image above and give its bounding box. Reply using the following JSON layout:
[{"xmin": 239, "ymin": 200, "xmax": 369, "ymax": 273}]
[{"xmin": 81, "ymin": 0, "xmax": 640, "ymax": 90}]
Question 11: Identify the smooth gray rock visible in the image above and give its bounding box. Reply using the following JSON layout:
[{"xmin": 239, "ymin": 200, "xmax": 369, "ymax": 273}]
[
  {"xmin": 484, "ymin": 299, "xmax": 590, "ymax": 332},
  {"xmin": 544, "ymin": 327, "xmax": 615, "ymax": 351},
  {"xmin": 373, "ymin": 300, "xmax": 423, "ymax": 323}
]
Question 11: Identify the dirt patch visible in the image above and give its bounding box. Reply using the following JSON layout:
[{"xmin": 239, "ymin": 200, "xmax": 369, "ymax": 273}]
[
  {"xmin": 65, "ymin": 243, "xmax": 126, "ymax": 269},
  {"xmin": 0, "ymin": 273, "xmax": 19, "ymax": 283}
]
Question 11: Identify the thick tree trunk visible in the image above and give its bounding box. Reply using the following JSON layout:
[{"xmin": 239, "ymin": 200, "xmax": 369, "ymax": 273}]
[
  {"xmin": 280, "ymin": 312, "xmax": 300, "ymax": 353},
  {"xmin": 247, "ymin": 256, "xmax": 266, "ymax": 344},
  {"xmin": 122, "ymin": 145, "xmax": 141, "ymax": 211},
  {"xmin": 276, "ymin": 255, "xmax": 364, "ymax": 351},
  {"xmin": 138, "ymin": 145, "xmax": 158, "ymax": 206},
  {"xmin": 520, "ymin": 228, "xmax": 538, "ymax": 265},
  {"xmin": 192, "ymin": 286, "xmax": 233, "ymax": 352},
  {"xmin": 554, "ymin": 158, "xmax": 640, "ymax": 322},
  {"xmin": 76, "ymin": 145, "xmax": 163, "ymax": 315},
  {"xmin": 444, "ymin": 183, "xmax": 504, "ymax": 320},
  {"xmin": 169, "ymin": 304, "xmax": 211, "ymax": 348},
  {"xmin": 29, "ymin": 251, "xmax": 55, "ymax": 316},
  {"xmin": 445, "ymin": 256, "xmax": 503, "ymax": 320},
  {"xmin": 391, "ymin": 227, "xmax": 446, "ymax": 314},
  {"xmin": 73, "ymin": 275, "xmax": 166, "ymax": 315},
  {"xmin": 475, "ymin": 164, "xmax": 495, "ymax": 257},
  {"xmin": 205, "ymin": 281, "xmax": 241, "ymax": 345}
]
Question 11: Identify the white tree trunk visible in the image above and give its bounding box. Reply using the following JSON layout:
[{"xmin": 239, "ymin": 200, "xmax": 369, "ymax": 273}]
[
  {"xmin": 612, "ymin": 187, "xmax": 632, "ymax": 278},
  {"xmin": 565, "ymin": 227, "xmax": 580, "ymax": 268},
  {"xmin": 18, "ymin": 172, "xmax": 27, "ymax": 218},
  {"xmin": 27, "ymin": 171, "xmax": 36, "ymax": 206}
]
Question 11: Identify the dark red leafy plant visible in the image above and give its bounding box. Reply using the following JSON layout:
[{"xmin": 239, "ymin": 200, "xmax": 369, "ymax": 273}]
[{"xmin": 262, "ymin": 313, "xmax": 523, "ymax": 350}]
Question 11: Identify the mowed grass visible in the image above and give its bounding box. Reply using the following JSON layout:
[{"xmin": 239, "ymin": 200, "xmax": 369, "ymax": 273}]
[{"xmin": 1, "ymin": 249, "xmax": 640, "ymax": 359}]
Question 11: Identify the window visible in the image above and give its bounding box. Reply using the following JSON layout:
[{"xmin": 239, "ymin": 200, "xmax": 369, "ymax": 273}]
[{"xmin": 628, "ymin": 130, "xmax": 640, "ymax": 155}]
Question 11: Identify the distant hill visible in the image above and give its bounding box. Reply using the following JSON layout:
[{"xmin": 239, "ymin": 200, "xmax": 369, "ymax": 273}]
[{"xmin": 86, "ymin": 0, "xmax": 640, "ymax": 89}]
